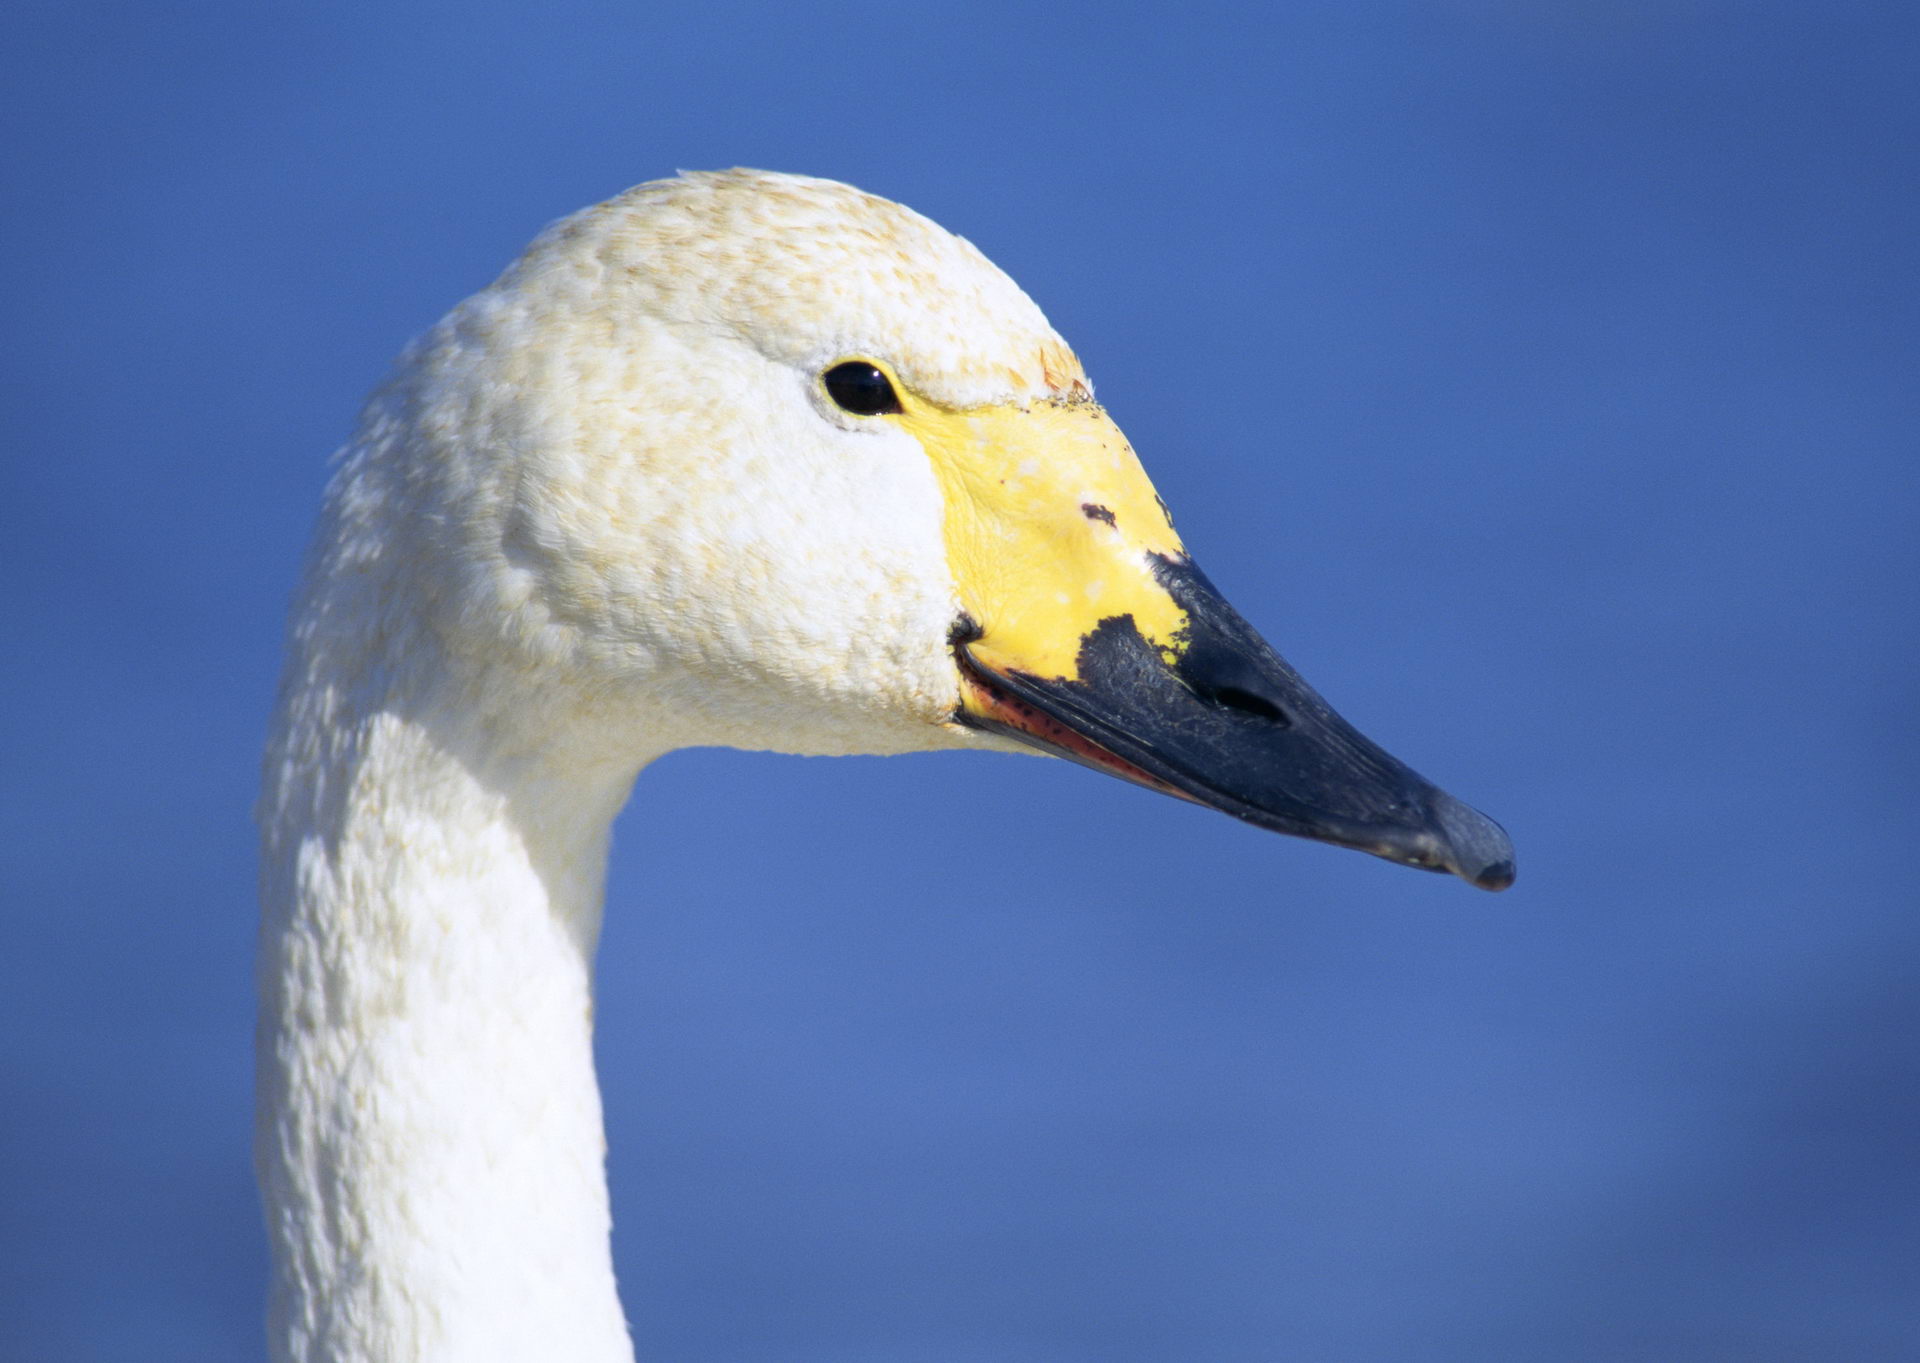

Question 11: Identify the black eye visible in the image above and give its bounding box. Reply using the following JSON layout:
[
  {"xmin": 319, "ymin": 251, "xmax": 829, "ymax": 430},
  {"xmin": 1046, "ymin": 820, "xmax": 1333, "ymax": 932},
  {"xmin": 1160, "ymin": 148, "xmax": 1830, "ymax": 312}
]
[{"xmin": 822, "ymin": 361, "xmax": 902, "ymax": 416}]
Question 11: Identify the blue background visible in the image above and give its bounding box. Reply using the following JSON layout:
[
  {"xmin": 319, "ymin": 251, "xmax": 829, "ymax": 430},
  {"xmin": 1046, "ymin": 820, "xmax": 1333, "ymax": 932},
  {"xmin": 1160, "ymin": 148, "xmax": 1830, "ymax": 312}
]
[{"xmin": 4, "ymin": 3, "xmax": 1916, "ymax": 1358}]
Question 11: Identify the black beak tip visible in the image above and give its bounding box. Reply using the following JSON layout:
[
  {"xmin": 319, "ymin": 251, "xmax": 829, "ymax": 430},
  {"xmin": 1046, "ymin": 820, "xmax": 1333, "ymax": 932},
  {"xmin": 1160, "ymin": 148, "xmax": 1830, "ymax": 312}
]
[
  {"xmin": 1427, "ymin": 790, "xmax": 1516, "ymax": 892},
  {"xmin": 1470, "ymin": 857, "xmax": 1517, "ymax": 892}
]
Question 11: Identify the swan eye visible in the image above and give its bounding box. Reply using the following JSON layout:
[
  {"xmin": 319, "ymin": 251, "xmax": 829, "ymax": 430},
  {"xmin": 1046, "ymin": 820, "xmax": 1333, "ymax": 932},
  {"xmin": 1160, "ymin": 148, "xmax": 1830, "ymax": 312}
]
[{"xmin": 822, "ymin": 361, "xmax": 902, "ymax": 416}]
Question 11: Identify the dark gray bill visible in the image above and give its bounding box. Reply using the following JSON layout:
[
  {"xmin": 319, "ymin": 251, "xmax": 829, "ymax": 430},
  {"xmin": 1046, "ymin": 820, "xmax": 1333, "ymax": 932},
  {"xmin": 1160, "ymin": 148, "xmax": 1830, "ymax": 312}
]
[{"xmin": 956, "ymin": 555, "xmax": 1516, "ymax": 891}]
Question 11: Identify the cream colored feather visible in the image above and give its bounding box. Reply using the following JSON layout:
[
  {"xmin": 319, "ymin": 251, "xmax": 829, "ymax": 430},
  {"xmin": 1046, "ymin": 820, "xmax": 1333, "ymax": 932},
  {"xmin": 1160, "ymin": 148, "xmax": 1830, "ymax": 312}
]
[
  {"xmin": 259, "ymin": 167, "xmax": 1510, "ymax": 1363},
  {"xmin": 261, "ymin": 170, "xmax": 1090, "ymax": 1363}
]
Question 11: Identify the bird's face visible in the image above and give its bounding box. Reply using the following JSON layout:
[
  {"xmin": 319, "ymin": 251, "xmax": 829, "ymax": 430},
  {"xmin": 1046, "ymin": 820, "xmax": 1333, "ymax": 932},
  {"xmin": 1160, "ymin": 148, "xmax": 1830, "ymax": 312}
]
[{"xmin": 455, "ymin": 171, "xmax": 1511, "ymax": 887}]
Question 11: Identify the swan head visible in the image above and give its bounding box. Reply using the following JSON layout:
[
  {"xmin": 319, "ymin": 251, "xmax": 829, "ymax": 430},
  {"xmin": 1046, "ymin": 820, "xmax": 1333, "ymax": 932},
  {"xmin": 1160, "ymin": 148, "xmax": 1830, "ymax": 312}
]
[{"xmin": 359, "ymin": 169, "xmax": 1512, "ymax": 888}]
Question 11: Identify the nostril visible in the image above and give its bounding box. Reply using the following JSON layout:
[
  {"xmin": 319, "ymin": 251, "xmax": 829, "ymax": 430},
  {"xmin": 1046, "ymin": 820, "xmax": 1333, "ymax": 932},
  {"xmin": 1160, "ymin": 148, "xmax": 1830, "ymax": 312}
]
[{"xmin": 1204, "ymin": 685, "xmax": 1290, "ymax": 728}]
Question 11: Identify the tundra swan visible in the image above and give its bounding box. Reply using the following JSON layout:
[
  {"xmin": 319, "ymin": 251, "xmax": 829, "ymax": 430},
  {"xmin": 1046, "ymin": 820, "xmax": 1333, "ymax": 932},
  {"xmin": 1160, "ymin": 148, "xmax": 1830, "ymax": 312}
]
[{"xmin": 258, "ymin": 169, "xmax": 1512, "ymax": 1363}]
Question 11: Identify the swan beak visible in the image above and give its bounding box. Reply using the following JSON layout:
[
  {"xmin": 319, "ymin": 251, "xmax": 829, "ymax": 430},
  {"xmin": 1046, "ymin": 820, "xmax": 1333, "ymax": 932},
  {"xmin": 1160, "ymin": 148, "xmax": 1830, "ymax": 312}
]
[
  {"xmin": 954, "ymin": 554, "xmax": 1515, "ymax": 891},
  {"xmin": 904, "ymin": 396, "xmax": 1514, "ymax": 891}
]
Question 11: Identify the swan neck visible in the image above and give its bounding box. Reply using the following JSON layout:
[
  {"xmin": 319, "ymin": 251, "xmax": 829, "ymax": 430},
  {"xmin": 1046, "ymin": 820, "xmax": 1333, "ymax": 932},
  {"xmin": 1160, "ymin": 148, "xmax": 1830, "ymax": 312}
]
[{"xmin": 258, "ymin": 641, "xmax": 650, "ymax": 1363}]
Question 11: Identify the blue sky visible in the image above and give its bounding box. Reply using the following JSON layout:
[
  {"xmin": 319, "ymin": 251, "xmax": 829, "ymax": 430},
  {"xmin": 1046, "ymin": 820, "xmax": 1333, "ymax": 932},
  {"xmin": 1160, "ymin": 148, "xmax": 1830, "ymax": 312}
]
[{"xmin": 3, "ymin": 2, "xmax": 1916, "ymax": 1359}]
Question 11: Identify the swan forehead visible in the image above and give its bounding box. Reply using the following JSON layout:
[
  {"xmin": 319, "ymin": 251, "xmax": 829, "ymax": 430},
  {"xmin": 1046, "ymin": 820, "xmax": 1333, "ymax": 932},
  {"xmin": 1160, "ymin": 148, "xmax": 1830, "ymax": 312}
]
[{"xmin": 527, "ymin": 169, "xmax": 1086, "ymax": 408}]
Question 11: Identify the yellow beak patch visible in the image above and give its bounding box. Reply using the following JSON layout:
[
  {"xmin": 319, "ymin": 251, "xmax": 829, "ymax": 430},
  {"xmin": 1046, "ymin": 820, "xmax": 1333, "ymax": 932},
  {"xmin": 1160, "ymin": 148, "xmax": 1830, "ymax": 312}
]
[{"xmin": 895, "ymin": 389, "xmax": 1190, "ymax": 685}]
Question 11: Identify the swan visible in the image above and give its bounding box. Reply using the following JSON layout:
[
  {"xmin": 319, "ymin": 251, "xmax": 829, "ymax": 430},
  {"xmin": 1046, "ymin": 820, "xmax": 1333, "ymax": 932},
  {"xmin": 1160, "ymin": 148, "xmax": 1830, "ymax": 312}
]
[{"xmin": 258, "ymin": 168, "xmax": 1513, "ymax": 1363}]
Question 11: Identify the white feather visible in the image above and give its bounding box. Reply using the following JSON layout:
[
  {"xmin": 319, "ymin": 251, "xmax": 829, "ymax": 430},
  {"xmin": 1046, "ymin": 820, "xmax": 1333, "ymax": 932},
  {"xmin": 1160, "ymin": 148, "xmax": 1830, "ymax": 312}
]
[{"xmin": 258, "ymin": 170, "xmax": 1083, "ymax": 1362}]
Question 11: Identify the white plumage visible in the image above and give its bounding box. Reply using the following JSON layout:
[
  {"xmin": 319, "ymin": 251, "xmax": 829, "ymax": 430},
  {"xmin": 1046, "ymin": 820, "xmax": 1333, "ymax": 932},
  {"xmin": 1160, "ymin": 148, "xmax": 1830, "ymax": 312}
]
[
  {"xmin": 259, "ymin": 168, "xmax": 1510, "ymax": 1363},
  {"xmin": 258, "ymin": 171, "xmax": 1102, "ymax": 1363}
]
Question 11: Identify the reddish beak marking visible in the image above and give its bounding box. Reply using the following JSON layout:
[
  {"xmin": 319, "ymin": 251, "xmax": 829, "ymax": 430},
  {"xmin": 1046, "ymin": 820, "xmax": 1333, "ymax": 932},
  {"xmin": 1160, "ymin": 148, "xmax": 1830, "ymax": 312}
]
[{"xmin": 956, "ymin": 649, "xmax": 1197, "ymax": 804}]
